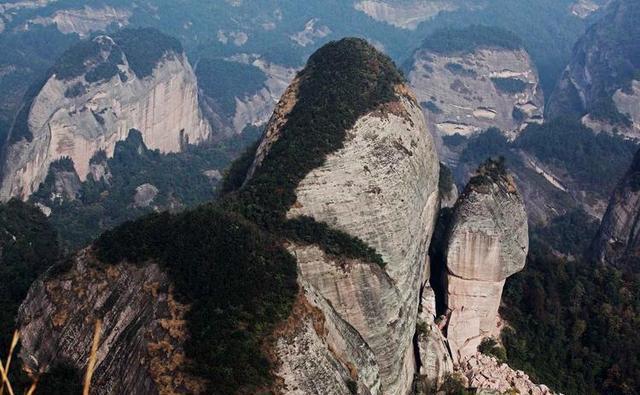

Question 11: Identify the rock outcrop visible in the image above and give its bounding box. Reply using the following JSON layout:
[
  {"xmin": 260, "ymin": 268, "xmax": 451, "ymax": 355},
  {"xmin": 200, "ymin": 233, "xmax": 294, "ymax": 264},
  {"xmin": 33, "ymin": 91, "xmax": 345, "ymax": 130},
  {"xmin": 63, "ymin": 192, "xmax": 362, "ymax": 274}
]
[
  {"xmin": 199, "ymin": 54, "xmax": 297, "ymax": 138},
  {"xmin": 443, "ymin": 161, "xmax": 528, "ymax": 362},
  {"xmin": 408, "ymin": 33, "xmax": 543, "ymax": 144},
  {"xmin": 29, "ymin": 5, "xmax": 131, "ymax": 37},
  {"xmin": 1, "ymin": 29, "xmax": 211, "ymax": 201},
  {"xmin": 547, "ymin": 0, "xmax": 640, "ymax": 138},
  {"xmin": 354, "ymin": 0, "xmax": 482, "ymax": 30},
  {"xmin": 17, "ymin": 250, "xmax": 206, "ymax": 394},
  {"xmin": 458, "ymin": 354, "xmax": 554, "ymax": 394},
  {"xmin": 16, "ymin": 38, "xmax": 440, "ymax": 395},
  {"xmin": 241, "ymin": 38, "xmax": 440, "ymax": 394},
  {"xmin": 591, "ymin": 149, "xmax": 640, "ymax": 266}
]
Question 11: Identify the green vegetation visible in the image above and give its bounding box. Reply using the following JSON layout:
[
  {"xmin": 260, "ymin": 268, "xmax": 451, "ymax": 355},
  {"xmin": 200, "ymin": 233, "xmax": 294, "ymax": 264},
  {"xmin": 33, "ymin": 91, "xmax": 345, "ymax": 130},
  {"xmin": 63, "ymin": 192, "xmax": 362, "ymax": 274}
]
[
  {"xmin": 422, "ymin": 100, "xmax": 443, "ymax": 114},
  {"xmin": 438, "ymin": 163, "xmax": 455, "ymax": 197},
  {"xmin": 51, "ymin": 27, "xmax": 180, "ymax": 81},
  {"xmin": 502, "ymin": 234, "xmax": 640, "ymax": 394},
  {"xmin": 91, "ymin": 38, "xmax": 401, "ymax": 392},
  {"xmin": 197, "ymin": 58, "xmax": 268, "ymax": 117},
  {"xmin": 440, "ymin": 373, "xmax": 473, "ymax": 395},
  {"xmin": 478, "ymin": 338, "xmax": 507, "ymax": 364},
  {"xmin": 111, "ymin": 28, "xmax": 183, "ymax": 78},
  {"xmin": 96, "ymin": 207, "xmax": 298, "ymax": 394},
  {"xmin": 491, "ymin": 77, "xmax": 528, "ymax": 94},
  {"xmin": 0, "ymin": 200, "xmax": 59, "ymax": 351},
  {"xmin": 515, "ymin": 118, "xmax": 636, "ymax": 194},
  {"xmin": 421, "ymin": 25, "xmax": 523, "ymax": 54},
  {"xmin": 220, "ymin": 38, "xmax": 402, "ymax": 266},
  {"xmin": 459, "ymin": 128, "xmax": 512, "ymax": 166},
  {"xmin": 445, "ymin": 62, "xmax": 477, "ymax": 77},
  {"xmin": 30, "ymin": 129, "xmax": 255, "ymax": 248},
  {"xmin": 533, "ymin": 209, "xmax": 599, "ymax": 255}
]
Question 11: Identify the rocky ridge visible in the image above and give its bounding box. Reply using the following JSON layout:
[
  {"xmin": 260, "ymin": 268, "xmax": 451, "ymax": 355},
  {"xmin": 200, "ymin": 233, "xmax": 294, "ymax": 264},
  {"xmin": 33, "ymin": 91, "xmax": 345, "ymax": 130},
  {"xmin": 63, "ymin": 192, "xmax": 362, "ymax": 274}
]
[
  {"xmin": 547, "ymin": 0, "xmax": 640, "ymax": 138},
  {"xmin": 1, "ymin": 29, "xmax": 211, "ymax": 200},
  {"xmin": 407, "ymin": 27, "xmax": 544, "ymax": 166},
  {"xmin": 591, "ymin": 148, "xmax": 640, "ymax": 266},
  {"xmin": 443, "ymin": 161, "xmax": 528, "ymax": 362}
]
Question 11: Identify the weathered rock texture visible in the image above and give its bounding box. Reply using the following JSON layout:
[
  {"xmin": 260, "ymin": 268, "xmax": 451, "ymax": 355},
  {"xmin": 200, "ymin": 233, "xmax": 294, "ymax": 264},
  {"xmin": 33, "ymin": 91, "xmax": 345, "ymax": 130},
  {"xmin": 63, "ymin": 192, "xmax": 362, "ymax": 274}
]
[
  {"xmin": 17, "ymin": 249, "xmax": 206, "ymax": 394},
  {"xmin": 1, "ymin": 35, "xmax": 211, "ymax": 201},
  {"xmin": 458, "ymin": 353, "xmax": 554, "ymax": 394},
  {"xmin": 242, "ymin": 74, "xmax": 439, "ymax": 393},
  {"xmin": 280, "ymin": 92, "xmax": 440, "ymax": 394},
  {"xmin": 408, "ymin": 47, "xmax": 543, "ymax": 143},
  {"xmin": 29, "ymin": 5, "xmax": 131, "ymax": 36},
  {"xmin": 354, "ymin": 0, "xmax": 484, "ymax": 29},
  {"xmin": 592, "ymin": 149, "xmax": 640, "ymax": 266},
  {"xmin": 201, "ymin": 54, "xmax": 297, "ymax": 137},
  {"xmin": 547, "ymin": 0, "xmax": 640, "ymax": 138},
  {"xmin": 444, "ymin": 168, "xmax": 528, "ymax": 362}
]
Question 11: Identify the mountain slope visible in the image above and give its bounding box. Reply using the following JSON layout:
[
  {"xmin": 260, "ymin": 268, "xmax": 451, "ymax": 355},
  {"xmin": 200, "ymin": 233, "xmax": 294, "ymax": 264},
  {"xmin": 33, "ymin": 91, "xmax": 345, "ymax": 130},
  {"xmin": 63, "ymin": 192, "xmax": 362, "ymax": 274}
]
[
  {"xmin": 1, "ymin": 28, "xmax": 211, "ymax": 200},
  {"xmin": 547, "ymin": 0, "xmax": 640, "ymax": 137},
  {"xmin": 16, "ymin": 38, "xmax": 440, "ymax": 395}
]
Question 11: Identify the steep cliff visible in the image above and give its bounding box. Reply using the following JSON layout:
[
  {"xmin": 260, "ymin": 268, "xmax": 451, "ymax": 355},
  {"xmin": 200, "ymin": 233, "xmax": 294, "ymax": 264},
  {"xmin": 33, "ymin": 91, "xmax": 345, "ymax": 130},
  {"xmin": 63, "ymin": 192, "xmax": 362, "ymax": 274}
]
[
  {"xmin": 408, "ymin": 26, "xmax": 543, "ymax": 164},
  {"xmin": 16, "ymin": 38, "xmax": 439, "ymax": 395},
  {"xmin": 591, "ymin": 148, "xmax": 640, "ymax": 267},
  {"xmin": 1, "ymin": 28, "xmax": 211, "ymax": 200},
  {"xmin": 547, "ymin": 0, "xmax": 640, "ymax": 138},
  {"xmin": 353, "ymin": 0, "xmax": 482, "ymax": 29},
  {"xmin": 443, "ymin": 159, "xmax": 528, "ymax": 362},
  {"xmin": 240, "ymin": 37, "xmax": 440, "ymax": 394},
  {"xmin": 197, "ymin": 54, "xmax": 297, "ymax": 138}
]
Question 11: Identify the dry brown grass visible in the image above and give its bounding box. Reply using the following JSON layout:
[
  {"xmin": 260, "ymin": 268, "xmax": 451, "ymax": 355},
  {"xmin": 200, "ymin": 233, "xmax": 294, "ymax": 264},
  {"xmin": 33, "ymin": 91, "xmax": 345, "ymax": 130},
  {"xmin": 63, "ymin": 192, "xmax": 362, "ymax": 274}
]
[
  {"xmin": 82, "ymin": 319, "xmax": 102, "ymax": 395},
  {"xmin": 0, "ymin": 320, "xmax": 103, "ymax": 395},
  {"xmin": 0, "ymin": 331, "xmax": 18, "ymax": 395}
]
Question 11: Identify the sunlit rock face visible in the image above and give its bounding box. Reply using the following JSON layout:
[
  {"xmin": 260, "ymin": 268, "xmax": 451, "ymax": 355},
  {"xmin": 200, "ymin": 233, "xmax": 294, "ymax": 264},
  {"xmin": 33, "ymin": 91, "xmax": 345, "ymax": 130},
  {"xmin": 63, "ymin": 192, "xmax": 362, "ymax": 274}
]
[
  {"xmin": 592, "ymin": 149, "xmax": 640, "ymax": 267},
  {"xmin": 244, "ymin": 38, "xmax": 440, "ymax": 392},
  {"xmin": 353, "ymin": 0, "xmax": 484, "ymax": 30},
  {"xmin": 547, "ymin": 0, "xmax": 640, "ymax": 138},
  {"xmin": 280, "ymin": 92, "xmax": 439, "ymax": 394},
  {"xmin": 29, "ymin": 5, "xmax": 131, "ymax": 36},
  {"xmin": 444, "ymin": 164, "xmax": 528, "ymax": 362},
  {"xmin": 1, "ymin": 33, "xmax": 210, "ymax": 201},
  {"xmin": 17, "ymin": 250, "xmax": 207, "ymax": 394},
  {"xmin": 408, "ymin": 46, "xmax": 543, "ymax": 143}
]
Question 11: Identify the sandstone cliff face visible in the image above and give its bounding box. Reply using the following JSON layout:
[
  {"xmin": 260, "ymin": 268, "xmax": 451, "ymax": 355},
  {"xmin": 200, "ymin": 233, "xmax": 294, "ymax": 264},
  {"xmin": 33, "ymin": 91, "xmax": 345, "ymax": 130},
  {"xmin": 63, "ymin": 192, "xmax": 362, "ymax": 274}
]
[
  {"xmin": 199, "ymin": 54, "xmax": 297, "ymax": 138},
  {"xmin": 408, "ymin": 46, "xmax": 543, "ymax": 144},
  {"xmin": 444, "ymin": 167, "xmax": 528, "ymax": 362},
  {"xmin": 1, "ymin": 35, "xmax": 211, "ymax": 200},
  {"xmin": 592, "ymin": 149, "xmax": 640, "ymax": 266},
  {"xmin": 277, "ymin": 91, "xmax": 440, "ymax": 394},
  {"xmin": 17, "ymin": 249, "xmax": 206, "ymax": 395},
  {"xmin": 353, "ymin": 0, "xmax": 483, "ymax": 29},
  {"xmin": 547, "ymin": 0, "xmax": 640, "ymax": 138},
  {"xmin": 29, "ymin": 5, "xmax": 131, "ymax": 37}
]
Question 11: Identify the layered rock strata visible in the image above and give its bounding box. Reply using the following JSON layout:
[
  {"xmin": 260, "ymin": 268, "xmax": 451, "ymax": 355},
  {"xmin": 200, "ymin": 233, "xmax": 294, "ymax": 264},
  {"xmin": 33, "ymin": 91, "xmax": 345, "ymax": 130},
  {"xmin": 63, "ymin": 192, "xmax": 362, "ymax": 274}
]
[
  {"xmin": 444, "ymin": 165, "xmax": 528, "ymax": 362},
  {"xmin": 1, "ymin": 34, "xmax": 211, "ymax": 200}
]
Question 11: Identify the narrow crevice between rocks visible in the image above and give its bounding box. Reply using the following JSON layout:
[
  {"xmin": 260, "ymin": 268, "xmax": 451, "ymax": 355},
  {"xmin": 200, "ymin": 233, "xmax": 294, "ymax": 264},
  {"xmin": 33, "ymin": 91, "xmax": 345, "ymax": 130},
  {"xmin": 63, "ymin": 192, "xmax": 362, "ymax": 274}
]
[{"xmin": 428, "ymin": 207, "xmax": 453, "ymax": 316}]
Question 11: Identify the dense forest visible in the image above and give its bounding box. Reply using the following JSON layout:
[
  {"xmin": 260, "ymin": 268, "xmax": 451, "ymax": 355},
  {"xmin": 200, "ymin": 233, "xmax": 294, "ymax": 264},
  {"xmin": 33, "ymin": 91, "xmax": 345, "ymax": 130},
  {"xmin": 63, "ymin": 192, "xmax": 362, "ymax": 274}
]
[
  {"xmin": 502, "ymin": 219, "xmax": 640, "ymax": 394},
  {"xmin": 421, "ymin": 25, "xmax": 523, "ymax": 54},
  {"xmin": 91, "ymin": 38, "xmax": 405, "ymax": 392},
  {"xmin": 30, "ymin": 128, "xmax": 260, "ymax": 248}
]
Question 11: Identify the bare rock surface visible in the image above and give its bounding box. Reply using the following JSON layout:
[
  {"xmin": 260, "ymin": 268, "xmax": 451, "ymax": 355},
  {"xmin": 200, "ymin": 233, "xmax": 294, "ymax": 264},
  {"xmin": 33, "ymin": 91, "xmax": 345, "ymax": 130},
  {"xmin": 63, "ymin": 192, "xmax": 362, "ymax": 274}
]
[
  {"xmin": 29, "ymin": 5, "xmax": 131, "ymax": 36},
  {"xmin": 278, "ymin": 91, "xmax": 439, "ymax": 394},
  {"xmin": 444, "ymin": 167, "xmax": 528, "ymax": 362},
  {"xmin": 1, "ymin": 35, "xmax": 211, "ymax": 200},
  {"xmin": 17, "ymin": 249, "xmax": 206, "ymax": 395},
  {"xmin": 408, "ymin": 47, "xmax": 543, "ymax": 144},
  {"xmin": 592, "ymin": 149, "xmax": 640, "ymax": 266},
  {"xmin": 459, "ymin": 353, "xmax": 556, "ymax": 395},
  {"xmin": 354, "ymin": 0, "xmax": 484, "ymax": 29}
]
